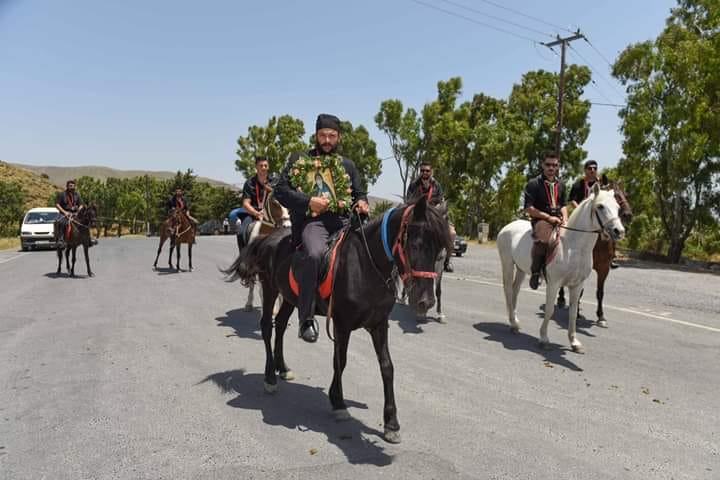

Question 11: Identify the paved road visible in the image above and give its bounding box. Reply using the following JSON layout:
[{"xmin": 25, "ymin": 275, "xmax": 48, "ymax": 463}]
[{"xmin": 1, "ymin": 237, "xmax": 718, "ymax": 479}]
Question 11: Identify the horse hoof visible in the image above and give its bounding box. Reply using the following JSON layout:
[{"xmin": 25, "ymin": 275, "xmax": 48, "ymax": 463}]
[
  {"xmin": 333, "ymin": 409, "xmax": 351, "ymax": 421},
  {"xmin": 597, "ymin": 319, "xmax": 608, "ymax": 328},
  {"xmin": 577, "ymin": 314, "xmax": 587, "ymax": 321},
  {"xmin": 571, "ymin": 344, "xmax": 585, "ymax": 354},
  {"xmin": 437, "ymin": 314, "xmax": 447, "ymax": 324},
  {"xmin": 384, "ymin": 429, "xmax": 402, "ymax": 444},
  {"xmin": 88, "ymin": 273, "xmax": 95, "ymax": 278},
  {"xmin": 244, "ymin": 305, "xmax": 254, "ymax": 312},
  {"xmin": 539, "ymin": 341, "xmax": 553, "ymax": 351},
  {"xmin": 263, "ymin": 381, "xmax": 278, "ymax": 394},
  {"xmin": 510, "ymin": 326, "xmax": 520, "ymax": 334},
  {"xmin": 279, "ymin": 370, "xmax": 295, "ymax": 381}
]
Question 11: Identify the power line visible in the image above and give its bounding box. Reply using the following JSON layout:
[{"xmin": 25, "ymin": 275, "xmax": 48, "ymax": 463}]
[
  {"xmin": 568, "ymin": 44, "xmax": 626, "ymax": 101},
  {"xmin": 588, "ymin": 101, "xmax": 625, "ymax": 108},
  {"xmin": 583, "ymin": 36, "xmax": 618, "ymax": 72},
  {"xmin": 475, "ymin": 0, "xmax": 576, "ymax": 35},
  {"xmin": 411, "ymin": 0, "xmax": 543, "ymax": 44},
  {"xmin": 437, "ymin": 0, "xmax": 555, "ymax": 39}
]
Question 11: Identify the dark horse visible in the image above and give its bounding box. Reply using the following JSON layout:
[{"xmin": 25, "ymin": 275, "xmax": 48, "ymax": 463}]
[
  {"xmin": 55, "ymin": 205, "xmax": 97, "ymax": 277},
  {"xmin": 223, "ymin": 196, "xmax": 451, "ymax": 444},
  {"xmin": 557, "ymin": 179, "xmax": 633, "ymax": 326},
  {"xmin": 153, "ymin": 208, "xmax": 196, "ymax": 271}
]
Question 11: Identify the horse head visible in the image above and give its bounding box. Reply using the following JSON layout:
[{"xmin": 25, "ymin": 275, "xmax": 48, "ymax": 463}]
[
  {"xmin": 82, "ymin": 204, "xmax": 98, "ymax": 227},
  {"xmin": 402, "ymin": 196, "xmax": 452, "ymax": 317},
  {"xmin": 601, "ymin": 175, "xmax": 633, "ymax": 225},
  {"xmin": 591, "ymin": 183, "xmax": 626, "ymax": 242},
  {"xmin": 266, "ymin": 194, "xmax": 291, "ymax": 228}
]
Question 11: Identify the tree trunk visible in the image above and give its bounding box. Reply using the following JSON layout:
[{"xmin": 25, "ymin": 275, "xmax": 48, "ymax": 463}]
[{"xmin": 667, "ymin": 236, "xmax": 685, "ymax": 264}]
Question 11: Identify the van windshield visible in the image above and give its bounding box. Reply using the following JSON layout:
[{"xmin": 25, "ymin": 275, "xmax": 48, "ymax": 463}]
[{"xmin": 24, "ymin": 212, "xmax": 59, "ymax": 224}]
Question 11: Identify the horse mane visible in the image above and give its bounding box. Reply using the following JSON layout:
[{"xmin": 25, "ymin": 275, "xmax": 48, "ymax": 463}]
[{"xmin": 365, "ymin": 198, "xmax": 452, "ymax": 251}]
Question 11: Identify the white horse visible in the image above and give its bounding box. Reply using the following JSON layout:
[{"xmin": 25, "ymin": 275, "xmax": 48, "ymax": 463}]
[
  {"xmin": 243, "ymin": 197, "xmax": 291, "ymax": 312},
  {"xmin": 496, "ymin": 184, "xmax": 625, "ymax": 353}
]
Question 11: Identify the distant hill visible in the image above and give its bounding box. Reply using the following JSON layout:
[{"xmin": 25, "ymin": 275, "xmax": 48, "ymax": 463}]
[
  {"xmin": 0, "ymin": 161, "xmax": 61, "ymax": 209},
  {"xmin": 10, "ymin": 163, "xmax": 236, "ymax": 189}
]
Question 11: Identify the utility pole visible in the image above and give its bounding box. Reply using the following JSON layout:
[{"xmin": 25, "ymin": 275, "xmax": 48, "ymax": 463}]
[{"xmin": 543, "ymin": 30, "xmax": 584, "ymax": 161}]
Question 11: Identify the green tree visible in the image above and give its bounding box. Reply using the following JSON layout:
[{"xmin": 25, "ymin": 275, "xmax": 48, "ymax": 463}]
[
  {"xmin": 613, "ymin": 0, "xmax": 720, "ymax": 262},
  {"xmin": 235, "ymin": 115, "xmax": 307, "ymax": 179},
  {"xmin": 0, "ymin": 180, "xmax": 25, "ymax": 236},
  {"xmin": 375, "ymin": 99, "xmax": 422, "ymax": 202},
  {"xmin": 371, "ymin": 199, "xmax": 396, "ymax": 218}
]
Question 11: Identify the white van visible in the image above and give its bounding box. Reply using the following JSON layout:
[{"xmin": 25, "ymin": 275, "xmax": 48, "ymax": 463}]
[{"xmin": 20, "ymin": 207, "xmax": 60, "ymax": 251}]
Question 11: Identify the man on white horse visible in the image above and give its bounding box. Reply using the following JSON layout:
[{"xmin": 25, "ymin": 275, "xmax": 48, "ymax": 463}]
[
  {"xmin": 523, "ymin": 152, "xmax": 568, "ymax": 290},
  {"xmin": 237, "ymin": 156, "xmax": 272, "ymax": 250}
]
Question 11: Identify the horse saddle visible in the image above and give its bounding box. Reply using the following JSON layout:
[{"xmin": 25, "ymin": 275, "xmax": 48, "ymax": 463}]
[{"xmin": 288, "ymin": 228, "xmax": 348, "ymax": 302}]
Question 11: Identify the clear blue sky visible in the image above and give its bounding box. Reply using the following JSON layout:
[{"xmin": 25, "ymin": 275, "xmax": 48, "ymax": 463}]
[{"xmin": 0, "ymin": 0, "xmax": 675, "ymax": 199}]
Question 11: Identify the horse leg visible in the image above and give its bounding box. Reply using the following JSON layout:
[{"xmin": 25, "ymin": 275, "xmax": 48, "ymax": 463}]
[
  {"xmin": 70, "ymin": 246, "xmax": 77, "ymax": 277},
  {"xmin": 557, "ymin": 287, "xmax": 566, "ymax": 308},
  {"xmin": 168, "ymin": 240, "xmax": 175, "ymax": 269},
  {"xmin": 84, "ymin": 242, "xmax": 93, "ymax": 277},
  {"xmin": 261, "ymin": 284, "xmax": 280, "ymax": 394},
  {"xmin": 187, "ymin": 242, "xmax": 193, "ymax": 271},
  {"xmin": 539, "ymin": 282, "xmax": 560, "ymax": 349},
  {"xmin": 153, "ymin": 235, "xmax": 165, "ymax": 269},
  {"xmin": 567, "ymin": 285, "xmax": 585, "ymax": 353},
  {"xmin": 176, "ymin": 242, "xmax": 181, "ymax": 271},
  {"xmin": 56, "ymin": 246, "xmax": 63, "ymax": 274},
  {"xmin": 577, "ymin": 288, "xmax": 585, "ymax": 321},
  {"xmin": 370, "ymin": 323, "xmax": 401, "ymax": 444},
  {"xmin": 435, "ymin": 272, "xmax": 446, "ymax": 324},
  {"xmin": 329, "ymin": 327, "xmax": 351, "ymax": 420},
  {"xmin": 244, "ymin": 280, "xmax": 255, "ymax": 312},
  {"xmin": 273, "ymin": 300, "xmax": 295, "ymax": 381},
  {"xmin": 596, "ymin": 267, "xmax": 609, "ymax": 327},
  {"xmin": 65, "ymin": 248, "xmax": 71, "ymax": 275},
  {"xmin": 501, "ymin": 258, "xmax": 521, "ymax": 333}
]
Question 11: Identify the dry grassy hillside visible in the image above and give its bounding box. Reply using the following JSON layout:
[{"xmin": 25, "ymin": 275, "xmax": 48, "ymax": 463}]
[
  {"xmin": 11, "ymin": 163, "xmax": 235, "ymax": 189},
  {"xmin": 0, "ymin": 161, "xmax": 60, "ymax": 209}
]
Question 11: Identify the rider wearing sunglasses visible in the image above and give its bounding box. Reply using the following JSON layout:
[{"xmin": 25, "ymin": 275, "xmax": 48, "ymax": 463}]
[
  {"xmin": 569, "ymin": 159, "xmax": 620, "ymax": 269},
  {"xmin": 406, "ymin": 162, "xmax": 456, "ymax": 272},
  {"xmin": 523, "ymin": 152, "xmax": 568, "ymax": 289}
]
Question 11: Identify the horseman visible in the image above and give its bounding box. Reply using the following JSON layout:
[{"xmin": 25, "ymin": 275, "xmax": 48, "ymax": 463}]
[
  {"xmin": 166, "ymin": 187, "xmax": 198, "ymax": 231},
  {"xmin": 407, "ymin": 162, "xmax": 456, "ymax": 272},
  {"xmin": 524, "ymin": 151, "xmax": 568, "ymax": 290},
  {"xmin": 54, "ymin": 179, "xmax": 84, "ymax": 247},
  {"xmin": 569, "ymin": 159, "xmax": 619, "ymax": 269},
  {"xmin": 237, "ymin": 156, "xmax": 272, "ymax": 250},
  {"xmin": 274, "ymin": 113, "xmax": 369, "ymax": 343}
]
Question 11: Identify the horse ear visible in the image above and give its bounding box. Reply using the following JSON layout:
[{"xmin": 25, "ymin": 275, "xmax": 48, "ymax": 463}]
[
  {"xmin": 592, "ymin": 182, "xmax": 601, "ymax": 197},
  {"xmin": 601, "ymin": 173, "xmax": 609, "ymax": 186}
]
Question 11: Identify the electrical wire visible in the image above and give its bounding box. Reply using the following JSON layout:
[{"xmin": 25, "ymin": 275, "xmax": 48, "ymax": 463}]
[
  {"xmin": 411, "ymin": 0, "xmax": 543, "ymax": 44},
  {"xmin": 475, "ymin": 0, "xmax": 576, "ymax": 34},
  {"xmin": 437, "ymin": 0, "xmax": 555, "ymax": 39},
  {"xmin": 569, "ymin": 44, "xmax": 626, "ymax": 100}
]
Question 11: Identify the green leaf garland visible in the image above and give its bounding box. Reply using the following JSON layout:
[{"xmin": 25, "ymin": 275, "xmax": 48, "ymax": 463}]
[{"xmin": 289, "ymin": 152, "xmax": 352, "ymax": 215}]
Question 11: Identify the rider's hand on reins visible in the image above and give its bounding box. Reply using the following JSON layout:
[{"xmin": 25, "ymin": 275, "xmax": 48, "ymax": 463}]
[{"xmin": 309, "ymin": 196, "xmax": 329, "ymax": 216}]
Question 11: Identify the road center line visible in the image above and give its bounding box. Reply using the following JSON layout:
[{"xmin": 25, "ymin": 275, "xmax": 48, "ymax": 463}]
[
  {"xmin": 445, "ymin": 275, "xmax": 720, "ymax": 333},
  {"xmin": 0, "ymin": 252, "xmax": 28, "ymax": 265}
]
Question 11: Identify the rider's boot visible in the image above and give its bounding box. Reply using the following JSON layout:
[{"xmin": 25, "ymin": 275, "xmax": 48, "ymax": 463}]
[
  {"xmin": 444, "ymin": 256, "xmax": 454, "ymax": 273},
  {"xmin": 297, "ymin": 254, "xmax": 320, "ymax": 343},
  {"xmin": 529, "ymin": 242, "xmax": 546, "ymax": 290}
]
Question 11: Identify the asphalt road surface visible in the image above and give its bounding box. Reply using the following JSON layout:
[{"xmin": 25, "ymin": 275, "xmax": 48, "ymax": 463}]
[{"xmin": 1, "ymin": 237, "xmax": 718, "ymax": 479}]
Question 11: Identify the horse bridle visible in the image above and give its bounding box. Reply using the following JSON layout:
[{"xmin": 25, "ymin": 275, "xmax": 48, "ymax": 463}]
[
  {"xmin": 386, "ymin": 206, "xmax": 439, "ymax": 282},
  {"xmin": 560, "ymin": 197, "xmax": 620, "ymax": 236}
]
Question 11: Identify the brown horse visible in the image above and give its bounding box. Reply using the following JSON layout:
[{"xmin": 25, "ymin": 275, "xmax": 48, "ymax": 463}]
[
  {"xmin": 557, "ymin": 181, "xmax": 633, "ymax": 326},
  {"xmin": 153, "ymin": 208, "xmax": 196, "ymax": 271},
  {"xmin": 55, "ymin": 205, "xmax": 97, "ymax": 277}
]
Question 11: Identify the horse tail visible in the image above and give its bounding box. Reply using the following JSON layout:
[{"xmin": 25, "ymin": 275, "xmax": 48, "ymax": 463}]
[{"xmin": 221, "ymin": 238, "xmax": 265, "ymax": 287}]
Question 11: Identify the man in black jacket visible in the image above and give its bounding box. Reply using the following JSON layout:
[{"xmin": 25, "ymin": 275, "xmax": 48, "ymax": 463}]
[
  {"xmin": 274, "ymin": 114, "xmax": 369, "ymax": 343},
  {"xmin": 54, "ymin": 179, "xmax": 83, "ymax": 247},
  {"xmin": 523, "ymin": 152, "xmax": 568, "ymax": 289}
]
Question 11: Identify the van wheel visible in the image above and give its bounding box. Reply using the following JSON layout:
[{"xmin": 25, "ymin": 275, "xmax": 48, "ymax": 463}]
[{"xmin": 21, "ymin": 245, "xmax": 29, "ymax": 252}]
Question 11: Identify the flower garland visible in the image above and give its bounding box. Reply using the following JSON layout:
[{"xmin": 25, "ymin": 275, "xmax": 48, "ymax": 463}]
[{"xmin": 289, "ymin": 152, "xmax": 352, "ymax": 215}]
